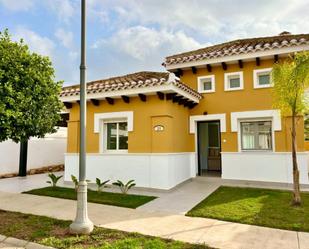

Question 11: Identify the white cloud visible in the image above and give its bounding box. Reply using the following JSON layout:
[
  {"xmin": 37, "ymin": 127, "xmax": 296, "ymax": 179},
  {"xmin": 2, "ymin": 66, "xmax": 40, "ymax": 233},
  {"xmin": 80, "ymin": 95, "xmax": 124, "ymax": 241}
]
[
  {"xmin": 93, "ymin": 26, "xmax": 203, "ymax": 61},
  {"xmin": 0, "ymin": 0, "xmax": 34, "ymax": 11},
  {"xmin": 89, "ymin": 0, "xmax": 309, "ymax": 42},
  {"xmin": 46, "ymin": 0, "xmax": 75, "ymax": 23},
  {"xmin": 87, "ymin": 26, "xmax": 206, "ymax": 81},
  {"xmin": 14, "ymin": 27, "xmax": 55, "ymax": 57},
  {"xmin": 6, "ymin": 0, "xmax": 308, "ymax": 84},
  {"xmin": 55, "ymin": 28, "xmax": 74, "ymax": 48}
]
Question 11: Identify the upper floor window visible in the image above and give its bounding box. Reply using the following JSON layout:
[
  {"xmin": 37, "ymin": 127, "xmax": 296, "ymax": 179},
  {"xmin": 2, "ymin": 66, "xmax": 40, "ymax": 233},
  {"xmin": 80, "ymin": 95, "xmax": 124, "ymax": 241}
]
[
  {"xmin": 253, "ymin": 68, "xmax": 272, "ymax": 88},
  {"xmin": 104, "ymin": 121, "xmax": 128, "ymax": 152},
  {"xmin": 224, "ymin": 72, "xmax": 244, "ymax": 91},
  {"xmin": 197, "ymin": 75, "xmax": 215, "ymax": 93},
  {"xmin": 240, "ymin": 121, "xmax": 272, "ymax": 151}
]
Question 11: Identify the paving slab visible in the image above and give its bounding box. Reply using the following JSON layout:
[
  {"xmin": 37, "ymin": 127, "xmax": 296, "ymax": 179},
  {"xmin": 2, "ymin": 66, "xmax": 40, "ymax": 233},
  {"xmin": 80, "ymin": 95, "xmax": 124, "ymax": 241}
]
[
  {"xmin": 3, "ymin": 238, "xmax": 27, "ymax": 247},
  {"xmin": 298, "ymin": 232, "xmax": 309, "ymax": 249},
  {"xmin": 0, "ymin": 242, "xmax": 23, "ymax": 248},
  {"xmin": 0, "ymin": 235, "xmax": 6, "ymax": 242},
  {"xmin": 25, "ymin": 242, "xmax": 55, "ymax": 249}
]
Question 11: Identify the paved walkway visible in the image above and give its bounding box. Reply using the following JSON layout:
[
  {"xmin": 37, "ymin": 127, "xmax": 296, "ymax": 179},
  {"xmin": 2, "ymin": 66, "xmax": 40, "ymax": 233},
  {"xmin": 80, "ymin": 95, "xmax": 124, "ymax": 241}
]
[
  {"xmin": 138, "ymin": 180, "xmax": 220, "ymax": 214},
  {"xmin": 0, "ymin": 173, "xmax": 221, "ymax": 214},
  {"xmin": 0, "ymin": 191, "xmax": 308, "ymax": 249},
  {"xmin": 0, "ymin": 234, "xmax": 54, "ymax": 249},
  {"xmin": 3, "ymin": 172, "xmax": 308, "ymax": 215},
  {"xmin": 0, "ymin": 172, "xmax": 63, "ymax": 193}
]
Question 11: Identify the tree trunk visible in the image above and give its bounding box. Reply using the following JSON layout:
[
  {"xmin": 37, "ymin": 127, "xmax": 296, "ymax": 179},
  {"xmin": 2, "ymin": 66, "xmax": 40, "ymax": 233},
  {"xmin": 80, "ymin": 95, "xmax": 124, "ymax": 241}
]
[
  {"xmin": 18, "ymin": 139, "xmax": 28, "ymax": 177},
  {"xmin": 291, "ymin": 114, "xmax": 301, "ymax": 205}
]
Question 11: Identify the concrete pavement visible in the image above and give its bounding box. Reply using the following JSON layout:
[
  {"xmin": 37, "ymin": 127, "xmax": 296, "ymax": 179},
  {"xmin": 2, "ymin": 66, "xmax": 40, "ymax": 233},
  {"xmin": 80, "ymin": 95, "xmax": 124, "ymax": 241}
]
[
  {"xmin": 0, "ymin": 191, "xmax": 308, "ymax": 249},
  {"xmin": 0, "ymin": 172, "xmax": 221, "ymax": 214},
  {"xmin": 0, "ymin": 235, "xmax": 54, "ymax": 249}
]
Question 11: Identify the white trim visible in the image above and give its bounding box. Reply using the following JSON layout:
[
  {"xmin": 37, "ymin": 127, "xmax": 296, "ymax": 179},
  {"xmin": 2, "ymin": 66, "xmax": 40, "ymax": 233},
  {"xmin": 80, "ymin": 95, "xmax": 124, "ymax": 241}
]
[
  {"xmin": 60, "ymin": 84, "xmax": 200, "ymax": 103},
  {"xmin": 230, "ymin": 109, "xmax": 281, "ymax": 132},
  {"xmin": 94, "ymin": 111, "xmax": 133, "ymax": 133},
  {"xmin": 165, "ymin": 45, "xmax": 309, "ymax": 70},
  {"xmin": 189, "ymin": 114, "xmax": 226, "ymax": 133},
  {"xmin": 253, "ymin": 68, "xmax": 273, "ymax": 88},
  {"xmin": 237, "ymin": 119, "xmax": 275, "ymax": 152},
  {"xmin": 197, "ymin": 75, "xmax": 215, "ymax": 93},
  {"xmin": 169, "ymin": 84, "xmax": 200, "ymax": 103},
  {"xmin": 224, "ymin": 71, "xmax": 244, "ymax": 91}
]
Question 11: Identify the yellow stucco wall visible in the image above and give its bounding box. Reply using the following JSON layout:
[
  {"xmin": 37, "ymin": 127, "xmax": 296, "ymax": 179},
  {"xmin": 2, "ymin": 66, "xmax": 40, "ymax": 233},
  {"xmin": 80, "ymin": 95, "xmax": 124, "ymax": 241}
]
[
  {"xmin": 67, "ymin": 95, "xmax": 193, "ymax": 153},
  {"xmin": 180, "ymin": 58, "xmax": 304, "ymax": 152},
  {"xmin": 67, "ymin": 58, "xmax": 305, "ymax": 154}
]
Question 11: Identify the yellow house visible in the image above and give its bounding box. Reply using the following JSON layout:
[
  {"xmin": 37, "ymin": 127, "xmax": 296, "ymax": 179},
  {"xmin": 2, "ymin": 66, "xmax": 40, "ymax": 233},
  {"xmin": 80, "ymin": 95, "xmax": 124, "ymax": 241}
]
[{"xmin": 61, "ymin": 32, "xmax": 309, "ymax": 190}]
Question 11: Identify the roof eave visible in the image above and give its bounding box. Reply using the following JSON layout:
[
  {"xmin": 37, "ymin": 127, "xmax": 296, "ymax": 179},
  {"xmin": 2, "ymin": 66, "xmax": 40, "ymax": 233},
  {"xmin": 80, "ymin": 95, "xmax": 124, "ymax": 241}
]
[
  {"xmin": 165, "ymin": 44, "xmax": 309, "ymax": 70},
  {"xmin": 60, "ymin": 84, "xmax": 201, "ymax": 103}
]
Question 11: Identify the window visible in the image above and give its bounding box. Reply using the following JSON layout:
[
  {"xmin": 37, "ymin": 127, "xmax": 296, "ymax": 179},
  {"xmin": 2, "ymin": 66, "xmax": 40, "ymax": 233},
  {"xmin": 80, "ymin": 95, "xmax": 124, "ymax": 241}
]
[
  {"xmin": 104, "ymin": 121, "xmax": 128, "ymax": 151},
  {"xmin": 197, "ymin": 75, "xmax": 215, "ymax": 93},
  {"xmin": 240, "ymin": 121, "xmax": 272, "ymax": 151},
  {"xmin": 224, "ymin": 72, "xmax": 244, "ymax": 91},
  {"xmin": 253, "ymin": 68, "xmax": 272, "ymax": 88}
]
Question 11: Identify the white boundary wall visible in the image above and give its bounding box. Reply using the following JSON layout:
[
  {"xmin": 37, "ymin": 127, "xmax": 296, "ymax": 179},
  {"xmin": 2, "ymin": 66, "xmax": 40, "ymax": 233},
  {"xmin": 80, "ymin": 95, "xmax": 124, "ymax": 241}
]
[
  {"xmin": 64, "ymin": 153, "xmax": 196, "ymax": 190},
  {"xmin": 222, "ymin": 152, "xmax": 309, "ymax": 184},
  {"xmin": 0, "ymin": 128, "xmax": 67, "ymax": 175}
]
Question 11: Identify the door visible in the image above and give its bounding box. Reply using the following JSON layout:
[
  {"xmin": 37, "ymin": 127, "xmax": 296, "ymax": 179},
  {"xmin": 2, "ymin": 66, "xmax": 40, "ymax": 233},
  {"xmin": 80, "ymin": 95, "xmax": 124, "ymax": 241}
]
[{"xmin": 197, "ymin": 121, "xmax": 221, "ymax": 175}]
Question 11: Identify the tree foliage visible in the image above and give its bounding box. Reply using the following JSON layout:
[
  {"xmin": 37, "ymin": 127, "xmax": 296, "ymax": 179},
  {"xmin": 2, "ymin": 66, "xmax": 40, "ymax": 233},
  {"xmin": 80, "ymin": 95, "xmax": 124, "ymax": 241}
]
[
  {"xmin": 272, "ymin": 52, "xmax": 309, "ymax": 116},
  {"xmin": 272, "ymin": 51, "xmax": 309, "ymax": 205},
  {"xmin": 0, "ymin": 29, "xmax": 63, "ymax": 143}
]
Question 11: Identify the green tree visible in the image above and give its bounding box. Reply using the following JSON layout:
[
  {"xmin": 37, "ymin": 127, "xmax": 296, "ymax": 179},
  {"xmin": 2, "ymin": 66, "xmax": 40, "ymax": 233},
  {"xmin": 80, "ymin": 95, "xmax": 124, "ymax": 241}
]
[
  {"xmin": 272, "ymin": 51, "xmax": 309, "ymax": 206},
  {"xmin": 0, "ymin": 29, "xmax": 63, "ymax": 175}
]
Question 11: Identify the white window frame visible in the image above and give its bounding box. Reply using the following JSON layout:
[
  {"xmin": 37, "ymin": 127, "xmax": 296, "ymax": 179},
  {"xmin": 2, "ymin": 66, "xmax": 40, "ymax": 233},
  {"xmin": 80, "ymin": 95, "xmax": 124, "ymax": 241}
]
[
  {"xmin": 197, "ymin": 75, "xmax": 215, "ymax": 93},
  {"xmin": 253, "ymin": 68, "xmax": 272, "ymax": 89},
  {"xmin": 100, "ymin": 119, "xmax": 128, "ymax": 153},
  {"xmin": 224, "ymin": 71, "xmax": 244, "ymax": 91},
  {"xmin": 237, "ymin": 118, "xmax": 275, "ymax": 152}
]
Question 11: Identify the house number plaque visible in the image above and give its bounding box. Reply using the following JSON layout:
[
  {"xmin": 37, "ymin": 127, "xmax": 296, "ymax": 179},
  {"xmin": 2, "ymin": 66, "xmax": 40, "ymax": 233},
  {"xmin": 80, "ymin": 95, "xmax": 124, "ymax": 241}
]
[{"xmin": 154, "ymin": 125, "xmax": 164, "ymax": 132}]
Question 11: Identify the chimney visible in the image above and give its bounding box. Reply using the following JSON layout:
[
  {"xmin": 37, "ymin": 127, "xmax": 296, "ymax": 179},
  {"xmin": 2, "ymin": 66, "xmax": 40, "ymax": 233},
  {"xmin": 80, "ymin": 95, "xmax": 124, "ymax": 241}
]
[{"xmin": 279, "ymin": 31, "xmax": 291, "ymax": 36}]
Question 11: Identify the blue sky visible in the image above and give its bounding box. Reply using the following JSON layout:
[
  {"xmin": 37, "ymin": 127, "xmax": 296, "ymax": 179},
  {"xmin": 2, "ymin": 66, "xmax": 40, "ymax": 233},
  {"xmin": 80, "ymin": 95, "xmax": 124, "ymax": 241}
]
[{"xmin": 1, "ymin": 0, "xmax": 308, "ymax": 86}]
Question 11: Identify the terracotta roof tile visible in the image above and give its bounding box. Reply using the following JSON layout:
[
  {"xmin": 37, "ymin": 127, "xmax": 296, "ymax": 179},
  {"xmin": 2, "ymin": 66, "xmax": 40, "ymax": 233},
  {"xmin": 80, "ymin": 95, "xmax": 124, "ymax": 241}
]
[
  {"xmin": 164, "ymin": 33, "xmax": 309, "ymax": 66},
  {"xmin": 60, "ymin": 71, "xmax": 202, "ymax": 100}
]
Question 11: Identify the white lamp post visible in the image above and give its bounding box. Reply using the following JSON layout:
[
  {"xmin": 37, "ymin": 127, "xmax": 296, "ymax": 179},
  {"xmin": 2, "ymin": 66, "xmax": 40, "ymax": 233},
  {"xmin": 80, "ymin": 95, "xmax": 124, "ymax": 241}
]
[{"xmin": 70, "ymin": 0, "xmax": 94, "ymax": 234}]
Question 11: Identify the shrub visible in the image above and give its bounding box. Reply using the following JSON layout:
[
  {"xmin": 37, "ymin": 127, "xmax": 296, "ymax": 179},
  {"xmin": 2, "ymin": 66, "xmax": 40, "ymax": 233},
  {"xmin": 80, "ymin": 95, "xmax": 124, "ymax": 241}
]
[
  {"xmin": 46, "ymin": 173, "xmax": 62, "ymax": 187},
  {"xmin": 112, "ymin": 180, "xmax": 136, "ymax": 194},
  {"xmin": 71, "ymin": 175, "xmax": 78, "ymax": 191},
  {"xmin": 96, "ymin": 178, "xmax": 110, "ymax": 192},
  {"xmin": 71, "ymin": 175, "xmax": 91, "ymax": 191}
]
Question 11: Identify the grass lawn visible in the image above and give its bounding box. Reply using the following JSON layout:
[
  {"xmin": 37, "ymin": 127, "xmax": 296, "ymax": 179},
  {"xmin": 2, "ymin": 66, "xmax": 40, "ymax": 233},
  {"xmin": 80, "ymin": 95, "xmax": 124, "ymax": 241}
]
[
  {"xmin": 24, "ymin": 186, "xmax": 156, "ymax": 209},
  {"xmin": 187, "ymin": 186, "xmax": 309, "ymax": 232},
  {"xmin": 0, "ymin": 209, "xmax": 211, "ymax": 249}
]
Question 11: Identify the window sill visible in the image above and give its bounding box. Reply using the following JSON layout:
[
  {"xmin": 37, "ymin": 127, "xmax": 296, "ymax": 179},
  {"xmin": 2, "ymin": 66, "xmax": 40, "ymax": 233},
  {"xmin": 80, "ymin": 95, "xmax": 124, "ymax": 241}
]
[
  {"xmin": 199, "ymin": 90, "xmax": 215, "ymax": 94},
  {"xmin": 224, "ymin": 87, "xmax": 244, "ymax": 91},
  {"xmin": 240, "ymin": 150, "xmax": 273, "ymax": 153},
  {"xmin": 102, "ymin": 150, "xmax": 128, "ymax": 154},
  {"xmin": 254, "ymin": 84, "xmax": 273, "ymax": 89}
]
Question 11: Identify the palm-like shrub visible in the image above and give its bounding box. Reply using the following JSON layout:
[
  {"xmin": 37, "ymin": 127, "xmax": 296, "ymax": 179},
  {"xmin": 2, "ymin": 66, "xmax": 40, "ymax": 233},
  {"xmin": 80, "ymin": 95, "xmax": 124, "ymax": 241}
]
[
  {"xmin": 96, "ymin": 178, "xmax": 110, "ymax": 192},
  {"xmin": 71, "ymin": 175, "xmax": 78, "ymax": 191},
  {"xmin": 112, "ymin": 180, "xmax": 136, "ymax": 194},
  {"xmin": 71, "ymin": 175, "xmax": 91, "ymax": 191},
  {"xmin": 46, "ymin": 173, "xmax": 62, "ymax": 187}
]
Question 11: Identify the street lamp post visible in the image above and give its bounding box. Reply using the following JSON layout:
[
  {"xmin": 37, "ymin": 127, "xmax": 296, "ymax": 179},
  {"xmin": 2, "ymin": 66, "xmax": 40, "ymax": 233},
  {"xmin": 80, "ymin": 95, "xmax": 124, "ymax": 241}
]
[{"xmin": 70, "ymin": 0, "xmax": 94, "ymax": 234}]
